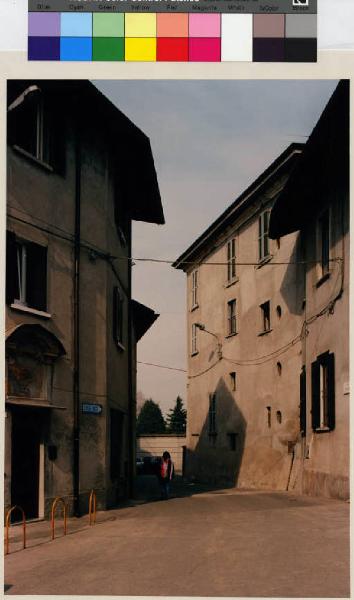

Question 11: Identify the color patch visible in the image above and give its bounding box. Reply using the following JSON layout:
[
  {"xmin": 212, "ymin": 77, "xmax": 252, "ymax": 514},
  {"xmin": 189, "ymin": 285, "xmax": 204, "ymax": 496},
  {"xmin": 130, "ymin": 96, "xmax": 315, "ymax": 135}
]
[
  {"xmin": 28, "ymin": 36, "xmax": 60, "ymax": 60},
  {"xmin": 189, "ymin": 38, "xmax": 221, "ymax": 62},
  {"xmin": 61, "ymin": 13, "xmax": 92, "ymax": 37},
  {"xmin": 285, "ymin": 38, "xmax": 316, "ymax": 62},
  {"xmin": 92, "ymin": 37, "xmax": 124, "ymax": 61},
  {"xmin": 286, "ymin": 14, "xmax": 317, "ymax": 38},
  {"xmin": 60, "ymin": 37, "xmax": 92, "ymax": 60},
  {"xmin": 93, "ymin": 13, "xmax": 124, "ymax": 37},
  {"xmin": 157, "ymin": 37, "xmax": 189, "ymax": 61},
  {"xmin": 156, "ymin": 14, "xmax": 188, "ymax": 38},
  {"xmin": 28, "ymin": 12, "xmax": 61, "ymax": 37},
  {"xmin": 189, "ymin": 14, "xmax": 221, "ymax": 38},
  {"xmin": 125, "ymin": 14, "xmax": 156, "ymax": 38},
  {"xmin": 125, "ymin": 38, "xmax": 156, "ymax": 61},
  {"xmin": 253, "ymin": 38, "xmax": 285, "ymax": 62},
  {"xmin": 253, "ymin": 14, "xmax": 285, "ymax": 38},
  {"xmin": 221, "ymin": 14, "xmax": 252, "ymax": 61}
]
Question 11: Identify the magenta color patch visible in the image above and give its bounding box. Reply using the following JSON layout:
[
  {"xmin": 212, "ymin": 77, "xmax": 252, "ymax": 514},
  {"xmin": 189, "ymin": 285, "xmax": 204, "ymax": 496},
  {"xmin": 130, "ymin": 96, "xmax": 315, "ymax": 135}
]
[
  {"xmin": 189, "ymin": 14, "xmax": 221, "ymax": 38},
  {"xmin": 189, "ymin": 38, "xmax": 221, "ymax": 61}
]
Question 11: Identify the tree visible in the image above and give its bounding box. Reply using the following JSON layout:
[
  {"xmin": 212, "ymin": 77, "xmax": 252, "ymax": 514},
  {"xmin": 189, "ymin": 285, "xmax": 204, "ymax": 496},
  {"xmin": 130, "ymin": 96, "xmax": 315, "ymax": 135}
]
[
  {"xmin": 166, "ymin": 396, "xmax": 187, "ymax": 434},
  {"xmin": 136, "ymin": 399, "xmax": 166, "ymax": 435}
]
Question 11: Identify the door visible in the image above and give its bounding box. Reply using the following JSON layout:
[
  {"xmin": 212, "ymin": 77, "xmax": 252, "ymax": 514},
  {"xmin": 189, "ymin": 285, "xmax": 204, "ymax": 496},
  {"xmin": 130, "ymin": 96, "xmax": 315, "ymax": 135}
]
[{"xmin": 11, "ymin": 408, "xmax": 41, "ymax": 521}]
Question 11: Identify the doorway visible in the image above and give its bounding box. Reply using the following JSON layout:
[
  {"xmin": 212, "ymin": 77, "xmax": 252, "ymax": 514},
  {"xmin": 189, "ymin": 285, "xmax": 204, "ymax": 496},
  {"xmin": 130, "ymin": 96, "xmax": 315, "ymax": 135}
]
[{"xmin": 11, "ymin": 408, "xmax": 42, "ymax": 521}]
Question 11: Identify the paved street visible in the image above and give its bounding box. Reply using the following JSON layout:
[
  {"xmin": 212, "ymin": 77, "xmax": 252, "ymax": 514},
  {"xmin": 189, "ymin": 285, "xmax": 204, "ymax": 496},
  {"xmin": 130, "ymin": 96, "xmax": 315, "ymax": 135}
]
[{"xmin": 4, "ymin": 478, "xmax": 350, "ymax": 597}]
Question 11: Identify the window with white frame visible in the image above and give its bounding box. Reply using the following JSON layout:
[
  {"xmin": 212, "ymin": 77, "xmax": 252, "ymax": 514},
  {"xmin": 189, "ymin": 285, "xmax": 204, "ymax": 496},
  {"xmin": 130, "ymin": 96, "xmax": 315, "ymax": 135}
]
[
  {"xmin": 6, "ymin": 231, "xmax": 47, "ymax": 312},
  {"xmin": 317, "ymin": 209, "xmax": 330, "ymax": 277},
  {"xmin": 311, "ymin": 351, "xmax": 335, "ymax": 431},
  {"xmin": 258, "ymin": 210, "xmax": 271, "ymax": 261},
  {"xmin": 191, "ymin": 323, "xmax": 198, "ymax": 355},
  {"xmin": 191, "ymin": 269, "xmax": 198, "ymax": 309},
  {"xmin": 227, "ymin": 238, "xmax": 236, "ymax": 283},
  {"xmin": 227, "ymin": 299, "xmax": 237, "ymax": 336}
]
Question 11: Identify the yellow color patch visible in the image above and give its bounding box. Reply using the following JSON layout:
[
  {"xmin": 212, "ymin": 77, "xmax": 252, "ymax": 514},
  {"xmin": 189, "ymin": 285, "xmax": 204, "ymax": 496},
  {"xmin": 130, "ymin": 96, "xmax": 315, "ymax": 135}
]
[
  {"xmin": 125, "ymin": 14, "xmax": 156, "ymax": 38},
  {"xmin": 125, "ymin": 38, "xmax": 156, "ymax": 61}
]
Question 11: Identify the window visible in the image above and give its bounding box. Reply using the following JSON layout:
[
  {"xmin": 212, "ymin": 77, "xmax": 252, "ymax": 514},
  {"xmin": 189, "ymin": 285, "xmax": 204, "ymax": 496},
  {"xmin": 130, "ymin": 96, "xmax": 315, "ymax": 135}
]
[
  {"xmin": 311, "ymin": 352, "xmax": 335, "ymax": 431},
  {"xmin": 6, "ymin": 231, "xmax": 47, "ymax": 312},
  {"xmin": 113, "ymin": 286, "xmax": 124, "ymax": 348},
  {"xmin": 227, "ymin": 299, "xmax": 237, "ymax": 336},
  {"xmin": 230, "ymin": 371, "xmax": 237, "ymax": 391},
  {"xmin": 191, "ymin": 269, "xmax": 198, "ymax": 309},
  {"xmin": 191, "ymin": 323, "xmax": 198, "ymax": 355},
  {"xmin": 266, "ymin": 406, "xmax": 271, "ymax": 428},
  {"xmin": 258, "ymin": 210, "xmax": 271, "ymax": 261},
  {"xmin": 208, "ymin": 393, "xmax": 217, "ymax": 436},
  {"xmin": 260, "ymin": 300, "xmax": 271, "ymax": 332},
  {"xmin": 8, "ymin": 89, "xmax": 65, "ymax": 172},
  {"xmin": 227, "ymin": 238, "xmax": 236, "ymax": 283},
  {"xmin": 228, "ymin": 433, "xmax": 237, "ymax": 451},
  {"xmin": 300, "ymin": 366, "xmax": 306, "ymax": 436},
  {"xmin": 318, "ymin": 209, "xmax": 330, "ymax": 277}
]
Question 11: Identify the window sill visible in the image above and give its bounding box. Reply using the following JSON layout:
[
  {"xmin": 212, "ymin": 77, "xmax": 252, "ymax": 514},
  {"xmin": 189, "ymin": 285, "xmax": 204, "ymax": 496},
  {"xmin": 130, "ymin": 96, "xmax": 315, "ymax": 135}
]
[
  {"xmin": 258, "ymin": 328, "xmax": 273, "ymax": 337},
  {"xmin": 191, "ymin": 351, "xmax": 199, "ymax": 357},
  {"xmin": 224, "ymin": 277, "xmax": 239, "ymax": 289},
  {"xmin": 315, "ymin": 426, "xmax": 331, "ymax": 433},
  {"xmin": 191, "ymin": 304, "xmax": 199, "ymax": 313},
  {"xmin": 10, "ymin": 303, "xmax": 51, "ymax": 319},
  {"xmin": 257, "ymin": 255, "xmax": 273, "ymax": 269},
  {"xmin": 315, "ymin": 272, "xmax": 331, "ymax": 288},
  {"xmin": 225, "ymin": 332, "xmax": 237, "ymax": 339},
  {"xmin": 13, "ymin": 145, "xmax": 54, "ymax": 173}
]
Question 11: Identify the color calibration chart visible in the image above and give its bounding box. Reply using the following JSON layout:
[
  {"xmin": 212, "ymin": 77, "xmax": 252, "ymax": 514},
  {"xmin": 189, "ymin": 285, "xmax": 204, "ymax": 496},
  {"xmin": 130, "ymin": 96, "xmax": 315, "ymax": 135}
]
[{"xmin": 28, "ymin": 0, "xmax": 317, "ymax": 62}]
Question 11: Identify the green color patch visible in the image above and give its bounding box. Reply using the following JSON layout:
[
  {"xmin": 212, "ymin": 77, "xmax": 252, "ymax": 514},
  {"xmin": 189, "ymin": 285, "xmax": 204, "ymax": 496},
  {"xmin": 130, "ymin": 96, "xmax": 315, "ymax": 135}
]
[
  {"xmin": 93, "ymin": 13, "xmax": 124, "ymax": 37},
  {"xmin": 92, "ymin": 37, "xmax": 124, "ymax": 61}
]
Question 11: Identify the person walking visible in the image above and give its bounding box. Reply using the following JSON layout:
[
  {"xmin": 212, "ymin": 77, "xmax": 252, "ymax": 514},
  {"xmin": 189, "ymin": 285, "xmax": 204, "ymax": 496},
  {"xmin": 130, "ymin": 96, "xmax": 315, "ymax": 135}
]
[{"xmin": 159, "ymin": 451, "xmax": 174, "ymax": 500}]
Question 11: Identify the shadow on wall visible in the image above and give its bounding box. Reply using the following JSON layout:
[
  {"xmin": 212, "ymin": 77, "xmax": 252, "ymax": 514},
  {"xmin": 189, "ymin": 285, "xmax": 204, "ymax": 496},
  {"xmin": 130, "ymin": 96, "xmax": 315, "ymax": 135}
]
[
  {"xmin": 279, "ymin": 234, "xmax": 305, "ymax": 317},
  {"xmin": 186, "ymin": 377, "xmax": 247, "ymax": 487}
]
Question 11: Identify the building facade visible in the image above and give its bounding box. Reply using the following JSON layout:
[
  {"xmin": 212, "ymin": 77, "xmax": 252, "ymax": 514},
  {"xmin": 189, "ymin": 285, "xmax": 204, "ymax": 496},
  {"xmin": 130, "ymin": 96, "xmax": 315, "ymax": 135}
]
[
  {"xmin": 174, "ymin": 82, "xmax": 349, "ymax": 500},
  {"xmin": 5, "ymin": 80, "xmax": 164, "ymax": 519},
  {"xmin": 269, "ymin": 81, "xmax": 349, "ymax": 500}
]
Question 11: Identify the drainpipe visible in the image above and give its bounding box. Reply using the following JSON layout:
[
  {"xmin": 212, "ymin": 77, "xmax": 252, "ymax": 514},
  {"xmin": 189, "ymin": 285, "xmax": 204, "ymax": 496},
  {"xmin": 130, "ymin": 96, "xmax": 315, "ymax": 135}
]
[
  {"xmin": 73, "ymin": 109, "xmax": 81, "ymax": 517},
  {"xmin": 127, "ymin": 231, "xmax": 134, "ymax": 499}
]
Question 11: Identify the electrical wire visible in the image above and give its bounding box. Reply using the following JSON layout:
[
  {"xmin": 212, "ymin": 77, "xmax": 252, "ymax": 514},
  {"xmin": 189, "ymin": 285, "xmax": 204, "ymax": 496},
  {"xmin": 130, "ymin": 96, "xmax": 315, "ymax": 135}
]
[{"xmin": 137, "ymin": 361, "xmax": 187, "ymax": 373}]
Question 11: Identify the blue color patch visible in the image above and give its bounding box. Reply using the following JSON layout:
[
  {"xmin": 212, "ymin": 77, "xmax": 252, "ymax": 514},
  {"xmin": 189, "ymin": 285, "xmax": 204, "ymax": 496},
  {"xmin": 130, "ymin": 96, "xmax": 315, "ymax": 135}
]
[
  {"xmin": 60, "ymin": 37, "xmax": 93, "ymax": 60},
  {"xmin": 61, "ymin": 13, "xmax": 92, "ymax": 37}
]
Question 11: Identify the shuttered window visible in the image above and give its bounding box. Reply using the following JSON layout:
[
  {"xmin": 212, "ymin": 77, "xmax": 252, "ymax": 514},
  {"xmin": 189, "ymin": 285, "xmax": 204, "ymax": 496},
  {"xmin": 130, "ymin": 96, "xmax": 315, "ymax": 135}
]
[
  {"xmin": 227, "ymin": 238, "xmax": 236, "ymax": 283},
  {"xmin": 258, "ymin": 210, "xmax": 270, "ymax": 261},
  {"xmin": 191, "ymin": 323, "xmax": 198, "ymax": 355},
  {"xmin": 311, "ymin": 352, "xmax": 335, "ymax": 431},
  {"xmin": 191, "ymin": 269, "xmax": 198, "ymax": 308}
]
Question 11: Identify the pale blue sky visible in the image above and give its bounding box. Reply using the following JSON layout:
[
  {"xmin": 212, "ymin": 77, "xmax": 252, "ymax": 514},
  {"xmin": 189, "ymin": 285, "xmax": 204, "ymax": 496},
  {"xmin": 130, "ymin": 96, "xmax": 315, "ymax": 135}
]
[{"xmin": 95, "ymin": 80, "xmax": 338, "ymax": 415}]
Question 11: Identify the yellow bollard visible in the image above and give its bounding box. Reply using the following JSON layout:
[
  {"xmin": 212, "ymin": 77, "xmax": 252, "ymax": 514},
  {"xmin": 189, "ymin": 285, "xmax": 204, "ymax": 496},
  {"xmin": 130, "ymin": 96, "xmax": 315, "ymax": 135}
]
[
  {"xmin": 51, "ymin": 497, "xmax": 67, "ymax": 540},
  {"xmin": 5, "ymin": 506, "xmax": 26, "ymax": 555}
]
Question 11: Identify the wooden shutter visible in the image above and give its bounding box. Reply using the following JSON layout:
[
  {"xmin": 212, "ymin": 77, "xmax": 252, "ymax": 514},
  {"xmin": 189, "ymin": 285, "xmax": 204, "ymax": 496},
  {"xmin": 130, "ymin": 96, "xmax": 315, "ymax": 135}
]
[
  {"xmin": 300, "ymin": 366, "xmax": 306, "ymax": 436},
  {"xmin": 6, "ymin": 231, "xmax": 17, "ymax": 305},
  {"xmin": 311, "ymin": 359, "xmax": 320, "ymax": 430},
  {"xmin": 327, "ymin": 353, "xmax": 335, "ymax": 431},
  {"xmin": 26, "ymin": 242, "xmax": 47, "ymax": 311}
]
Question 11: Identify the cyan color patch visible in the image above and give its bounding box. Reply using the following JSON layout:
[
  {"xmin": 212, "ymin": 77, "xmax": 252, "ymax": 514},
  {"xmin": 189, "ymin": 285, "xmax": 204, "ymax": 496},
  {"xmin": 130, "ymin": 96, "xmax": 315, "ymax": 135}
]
[
  {"xmin": 60, "ymin": 37, "xmax": 92, "ymax": 60},
  {"xmin": 61, "ymin": 13, "xmax": 92, "ymax": 37}
]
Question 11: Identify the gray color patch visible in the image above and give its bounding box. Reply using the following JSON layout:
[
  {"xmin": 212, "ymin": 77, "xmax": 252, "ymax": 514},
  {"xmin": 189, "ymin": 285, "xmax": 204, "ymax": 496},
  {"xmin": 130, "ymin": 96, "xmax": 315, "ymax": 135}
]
[{"xmin": 286, "ymin": 14, "xmax": 317, "ymax": 37}]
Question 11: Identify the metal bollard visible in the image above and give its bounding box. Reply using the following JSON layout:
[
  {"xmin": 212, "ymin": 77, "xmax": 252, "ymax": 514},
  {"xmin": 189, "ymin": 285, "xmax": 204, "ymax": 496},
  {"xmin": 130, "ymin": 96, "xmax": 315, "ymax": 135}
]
[
  {"xmin": 5, "ymin": 506, "xmax": 26, "ymax": 555},
  {"xmin": 51, "ymin": 497, "xmax": 67, "ymax": 540}
]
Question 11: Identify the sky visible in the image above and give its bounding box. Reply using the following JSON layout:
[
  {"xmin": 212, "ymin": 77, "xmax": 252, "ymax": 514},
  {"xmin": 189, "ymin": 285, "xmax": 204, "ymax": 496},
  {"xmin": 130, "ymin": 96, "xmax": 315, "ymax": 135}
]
[{"xmin": 95, "ymin": 79, "xmax": 338, "ymax": 416}]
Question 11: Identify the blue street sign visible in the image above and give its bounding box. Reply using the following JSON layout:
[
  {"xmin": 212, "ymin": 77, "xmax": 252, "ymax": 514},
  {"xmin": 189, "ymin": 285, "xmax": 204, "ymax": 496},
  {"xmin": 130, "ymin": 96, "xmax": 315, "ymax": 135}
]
[{"xmin": 82, "ymin": 403, "xmax": 102, "ymax": 415}]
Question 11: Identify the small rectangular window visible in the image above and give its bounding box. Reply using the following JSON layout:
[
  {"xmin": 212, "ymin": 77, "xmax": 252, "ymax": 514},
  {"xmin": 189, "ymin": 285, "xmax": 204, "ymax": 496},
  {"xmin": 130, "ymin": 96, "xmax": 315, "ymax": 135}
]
[
  {"xmin": 208, "ymin": 393, "xmax": 217, "ymax": 436},
  {"xmin": 191, "ymin": 323, "xmax": 198, "ymax": 355},
  {"xmin": 230, "ymin": 372, "xmax": 236, "ymax": 391},
  {"xmin": 227, "ymin": 299, "xmax": 237, "ymax": 336},
  {"xmin": 260, "ymin": 301, "xmax": 271, "ymax": 332},
  {"xmin": 258, "ymin": 210, "xmax": 270, "ymax": 261},
  {"xmin": 311, "ymin": 352, "xmax": 335, "ymax": 431},
  {"xmin": 113, "ymin": 286, "xmax": 124, "ymax": 348},
  {"xmin": 227, "ymin": 238, "xmax": 236, "ymax": 283},
  {"xmin": 6, "ymin": 232, "xmax": 47, "ymax": 312},
  {"xmin": 191, "ymin": 269, "xmax": 198, "ymax": 309}
]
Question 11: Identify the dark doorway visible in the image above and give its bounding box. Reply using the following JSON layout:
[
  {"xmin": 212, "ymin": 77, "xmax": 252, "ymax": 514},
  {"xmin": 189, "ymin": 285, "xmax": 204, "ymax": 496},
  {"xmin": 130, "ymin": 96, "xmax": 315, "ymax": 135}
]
[{"xmin": 11, "ymin": 408, "xmax": 41, "ymax": 521}]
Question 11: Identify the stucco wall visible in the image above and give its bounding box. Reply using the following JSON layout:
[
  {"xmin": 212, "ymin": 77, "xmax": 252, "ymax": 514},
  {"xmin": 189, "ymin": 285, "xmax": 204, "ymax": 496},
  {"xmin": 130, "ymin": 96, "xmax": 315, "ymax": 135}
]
[{"xmin": 137, "ymin": 435, "xmax": 186, "ymax": 474}]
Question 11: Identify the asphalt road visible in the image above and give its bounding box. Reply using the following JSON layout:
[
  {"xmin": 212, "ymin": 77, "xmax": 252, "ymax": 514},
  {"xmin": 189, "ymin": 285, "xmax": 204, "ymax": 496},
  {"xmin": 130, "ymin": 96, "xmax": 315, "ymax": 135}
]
[{"xmin": 4, "ymin": 480, "xmax": 350, "ymax": 597}]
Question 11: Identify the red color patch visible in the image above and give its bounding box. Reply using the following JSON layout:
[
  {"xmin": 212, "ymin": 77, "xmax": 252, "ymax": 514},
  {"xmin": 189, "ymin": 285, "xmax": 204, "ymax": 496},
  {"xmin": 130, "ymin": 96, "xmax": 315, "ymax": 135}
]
[{"xmin": 157, "ymin": 38, "xmax": 189, "ymax": 61}]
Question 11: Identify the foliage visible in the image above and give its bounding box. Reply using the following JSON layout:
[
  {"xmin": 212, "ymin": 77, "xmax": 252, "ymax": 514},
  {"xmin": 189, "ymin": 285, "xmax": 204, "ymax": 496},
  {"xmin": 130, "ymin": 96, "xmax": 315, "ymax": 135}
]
[
  {"xmin": 166, "ymin": 396, "xmax": 187, "ymax": 434},
  {"xmin": 136, "ymin": 399, "xmax": 166, "ymax": 435}
]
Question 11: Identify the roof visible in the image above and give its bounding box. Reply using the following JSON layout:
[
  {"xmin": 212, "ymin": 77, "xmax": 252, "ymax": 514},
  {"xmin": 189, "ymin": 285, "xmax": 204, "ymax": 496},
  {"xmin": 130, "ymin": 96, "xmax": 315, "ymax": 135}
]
[
  {"xmin": 7, "ymin": 80, "xmax": 165, "ymax": 226},
  {"xmin": 131, "ymin": 299, "xmax": 159, "ymax": 342},
  {"xmin": 172, "ymin": 143, "xmax": 304, "ymax": 270},
  {"xmin": 269, "ymin": 80, "xmax": 349, "ymax": 239}
]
